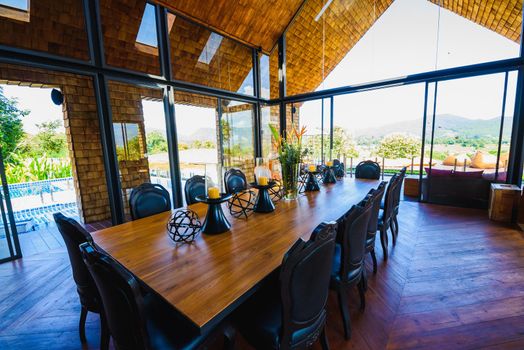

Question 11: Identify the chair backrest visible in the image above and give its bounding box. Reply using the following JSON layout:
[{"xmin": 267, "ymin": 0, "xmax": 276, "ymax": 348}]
[
  {"xmin": 337, "ymin": 198, "xmax": 374, "ymax": 282},
  {"xmin": 392, "ymin": 167, "xmax": 406, "ymax": 213},
  {"xmin": 184, "ymin": 175, "xmax": 206, "ymax": 205},
  {"xmin": 355, "ymin": 160, "xmax": 381, "ymax": 179},
  {"xmin": 280, "ymin": 221, "xmax": 337, "ymax": 348},
  {"xmin": 383, "ymin": 174, "xmax": 399, "ymax": 220},
  {"xmin": 53, "ymin": 212, "xmax": 99, "ymax": 307},
  {"xmin": 129, "ymin": 183, "xmax": 171, "ymax": 220},
  {"xmin": 367, "ymin": 181, "xmax": 387, "ymax": 234},
  {"xmin": 224, "ymin": 168, "xmax": 248, "ymax": 194},
  {"xmin": 80, "ymin": 242, "xmax": 150, "ymax": 350}
]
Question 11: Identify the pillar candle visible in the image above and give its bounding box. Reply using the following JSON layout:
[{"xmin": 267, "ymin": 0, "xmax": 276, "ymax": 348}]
[{"xmin": 207, "ymin": 186, "xmax": 220, "ymax": 199}]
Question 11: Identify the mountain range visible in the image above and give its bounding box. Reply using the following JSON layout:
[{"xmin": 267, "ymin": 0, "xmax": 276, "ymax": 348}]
[{"xmin": 354, "ymin": 114, "xmax": 512, "ymax": 139}]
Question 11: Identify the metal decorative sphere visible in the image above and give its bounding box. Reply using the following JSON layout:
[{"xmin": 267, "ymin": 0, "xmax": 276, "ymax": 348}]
[
  {"xmin": 269, "ymin": 181, "xmax": 283, "ymax": 202},
  {"xmin": 167, "ymin": 209, "xmax": 202, "ymax": 243},
  {"xmin": 228, "ymin": 190, "xmax": 256, "ymax": 219}
]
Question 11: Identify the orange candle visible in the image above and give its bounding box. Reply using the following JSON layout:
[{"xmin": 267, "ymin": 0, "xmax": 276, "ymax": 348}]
[
  {"xmin": 258, "ymin": 176, "xmax": 269, "ymax": 186},
  {"xmin": 308, "ymin": 164, "xmax": 316, "ymax": 172},
  {"xmin": 207, "ymin": 186, "xmax": 220, "ymax": 199}
]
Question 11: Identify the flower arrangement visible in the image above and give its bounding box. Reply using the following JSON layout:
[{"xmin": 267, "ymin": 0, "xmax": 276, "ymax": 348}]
[{"xmin": 269, "ymin": 123, "xmax": 307, "ymax": 200}]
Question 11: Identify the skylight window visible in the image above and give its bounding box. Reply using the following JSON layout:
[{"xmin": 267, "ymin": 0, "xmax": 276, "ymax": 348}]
[
  {"xmin": 0, "ymin": 0, "xmax": 30, "ymax": 22},
  {"xmin": 0, "ymin": 0, "xmax": 28, "ymax": 11},
  {"xmin": 198, "ymin": 33, "xmax": 223, "ymax": 65},
  {"xmin": 136, "ymin": 3, "xmax": 158, "ymax": 47}
]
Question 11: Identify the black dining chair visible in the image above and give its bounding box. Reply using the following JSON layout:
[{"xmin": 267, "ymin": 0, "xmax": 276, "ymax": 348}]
[
  {"xmin": 53, "ymin": 213, "xmax": 109, "ymax": 349},
  {"xmin": 79, "ymin": 241, "xmax": 235, "ymax": 350},
  {"xmin": 330, "ymin": 197, "xmax": 374, "ymax": 340},
  {"xmin": 224, "ymin": 168, "xmax": 248, "ymax": 194},
  {"xmin": 355, "ymin": 160, "xmax": 381, "ymax": 179},
  {"xmin": 184, "ymin": 175, "xmax": 206, "ymax": 205},
  {"xmin": 365, "ymin": 182, "xmax": 387, "ymax": 274},
  {"xmin": 378, "ymin": 174, "xmax": 399, "ymax": 260},
  {"xmin": 234, "ymin": 221, "xmax": 337, "ymax": 350},
  {"xmin": 129, "ymin": 183, "xmax": 171, "ymax": 220},
  {"xmin": 390, "ymin": 167, "xmax": 406, "ymax": 243}
]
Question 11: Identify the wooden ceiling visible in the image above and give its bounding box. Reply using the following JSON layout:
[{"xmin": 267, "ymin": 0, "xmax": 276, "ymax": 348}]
[
  {"xmin": 156, "ymin": 0, "xmax": 305, "ymax": 53},
  {"xmin": 429, "ymin": 0, "xmax": 522, "ymax": 43}
]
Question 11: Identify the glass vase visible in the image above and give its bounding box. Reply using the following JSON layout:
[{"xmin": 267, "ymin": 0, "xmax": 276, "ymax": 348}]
[{"xmin": 282, "ymin": 162, "xmax": 300, "ymax": 200}]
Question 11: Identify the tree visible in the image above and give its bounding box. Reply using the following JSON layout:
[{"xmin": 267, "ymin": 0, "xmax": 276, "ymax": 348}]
[
  {"xmin": 376, "ymin": 133, "xmax": 421, "ymax": 159},
  {"xmin": 0, "ymin": 87, "xmax": 27, "ymax": 162},
  {"xmin": 33, "ymin": 119, "xmax": 67, "ymax": 158},
  {"xmin": 303, "ymin": 127, "xmax": 359, "ymax": 160},
  {"xmin": 332, "ymin": 127, "xmax": 359, "ymax": 158},
  {"xmin": 146, "ymin": 130, "xmax": 168, "ymax": 154}
]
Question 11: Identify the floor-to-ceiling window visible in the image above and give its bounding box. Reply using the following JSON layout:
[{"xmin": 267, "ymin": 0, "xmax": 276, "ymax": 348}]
[
  {"xmin": 427, "ymin": 72, "xmax": 517, "ymax": 180},
  {"xmin": 174, "ymin": 91, "xmax": 219, "ymax": 203},
  {"xmin": 108, "ymin": 81, "xmax": 173, "ymax": 220},
  {"xmin": 333, "ymin": 84, "xmax": 426, "ymax": 175},
  {"xmin": 221, "ymin": 100, "xmax": 255, "ymax": 181}
]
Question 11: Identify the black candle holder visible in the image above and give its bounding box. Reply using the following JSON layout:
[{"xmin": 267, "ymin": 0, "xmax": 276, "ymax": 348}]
[
  {"xmin": 195, "ymin": 193, "xmax": 233, "ymax": 235},
  {"xmin": 305, "ymin": 171, "xmax": 321, "ymax": 191},
  {"xmin": 323, "ymin": 166, "xmax": 337, "ymax": 184},
  {"xmin": 250, "ymin": 182, "xmax": 276, "ymax": 213}
]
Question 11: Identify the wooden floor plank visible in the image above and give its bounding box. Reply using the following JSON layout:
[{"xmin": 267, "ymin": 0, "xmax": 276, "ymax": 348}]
[{"xmin": 1, "ymin": 201, "xmax": 524, "ymax": 349}]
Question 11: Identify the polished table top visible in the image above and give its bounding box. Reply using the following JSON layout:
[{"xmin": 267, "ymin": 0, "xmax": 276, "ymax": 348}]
[{"xmin": 91, "ymin": 178, "xmax": 380, "ymax": 331}]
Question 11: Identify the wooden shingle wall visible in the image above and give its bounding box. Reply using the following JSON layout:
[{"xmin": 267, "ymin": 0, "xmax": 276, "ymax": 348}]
[
  {"xmin": 157, "ymin": 0, "xmax": 304, "ymax": 53},
  {"xmin": 168, "ymin": 13, "xmax": 254, "ymax": 95},
  {"xmin": 100, "ymin": 0, "xmax": 162, "ymax": 75},
  {"xmin": 0, "ymin": 0, "xmax": 89, "ymax": 60}
]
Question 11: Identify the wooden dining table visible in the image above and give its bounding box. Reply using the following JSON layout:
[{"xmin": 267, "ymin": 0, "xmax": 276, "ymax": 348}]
[{"xmin": 91, "ymin": 178, "xmax": 380, "ymax": 333}]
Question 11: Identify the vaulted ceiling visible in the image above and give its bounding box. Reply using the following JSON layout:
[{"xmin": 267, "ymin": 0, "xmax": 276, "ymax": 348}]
[{"xmin": 157, "ymin": 0, "xmax": 305, "ymax": 53}]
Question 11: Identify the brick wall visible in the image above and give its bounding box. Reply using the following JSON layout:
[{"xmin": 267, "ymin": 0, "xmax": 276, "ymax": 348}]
[{"xmin": 0, "ymin": 63, "xmax": 109, "ymax": 223}]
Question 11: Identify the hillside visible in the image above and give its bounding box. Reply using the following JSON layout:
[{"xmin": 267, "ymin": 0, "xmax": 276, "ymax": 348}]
[{"xmin": 354, "ymin": 114, "xmax": 512, "ymax": 139}]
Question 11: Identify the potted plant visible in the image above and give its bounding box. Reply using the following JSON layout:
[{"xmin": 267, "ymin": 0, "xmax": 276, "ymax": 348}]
[{"xmin": 269, "ymin": 123, "xmax": 306, "ymax": 200}]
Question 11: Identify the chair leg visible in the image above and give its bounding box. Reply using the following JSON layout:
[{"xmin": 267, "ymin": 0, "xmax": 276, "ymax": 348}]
[
  {"xmin": 100, "ymin": 313, "xmax": 110, "ymax": 350},
  {"xmin": 380, "ymin": 226, "xmax": 388, "ymax": 260},
  {"xmin": 79, "ymin": 306, "xmax": 88, "ymax": 343},
  {"xmin": 320, "ymin": 327, "xmax": 330, "ymax": 350},
  {"xmin": 336, "ymin": 288, "xmax": 351, "ymax": 340},
  {"xmin": 393, "ymin": 215, "xmax": 399, "ymax": 239},
  {"xmin": 390, "ymin": 220, "xmax": 397, "ymax": 246},
  {"xmin": 358, "ymin": 279, "xmax": 366, "ymax": 311},
  {"xmin": 370, "ymin": 249, "xmax": 378, "ymax": 274},
  {"xmin": 223, "ymin": 324, "xmax": 236, "ymax": 350}
]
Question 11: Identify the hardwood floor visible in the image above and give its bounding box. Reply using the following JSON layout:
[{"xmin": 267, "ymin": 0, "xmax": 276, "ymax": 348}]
[{"xmin": 1, "ymin": 202, "xmax": 523, "ymax": 349}]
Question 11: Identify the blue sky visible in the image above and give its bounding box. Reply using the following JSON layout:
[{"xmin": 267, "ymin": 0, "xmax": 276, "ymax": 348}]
[{"xmin": 0, "ymin": 0, "xmax": 28, "ymax": 10}]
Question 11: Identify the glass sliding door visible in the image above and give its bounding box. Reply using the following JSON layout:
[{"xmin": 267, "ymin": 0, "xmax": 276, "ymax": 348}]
[
  {"xmin": 108, "ymin": 81, "xmax": 173, "ymax": 220},
  {"xmin": 423, "ymin": 72, "xmax": 516, "ymax": 207},
  {"xmin": 220, "ymin": 100, "xmax": 255, "ymax": 182},
  {"xmin": 430, "ymin": 73, "xmax": 510, "ymax": 178},
  {"xmin": 174, "ymin": 91, "xmax": 220, "ymax": 204},
  {"xmin": 0, "ymin": 148, "xmax": 21, "ymax": 262},
  {"xmin": 334, "ymin": 84, "xmax": 426, "ymax": 176}
]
